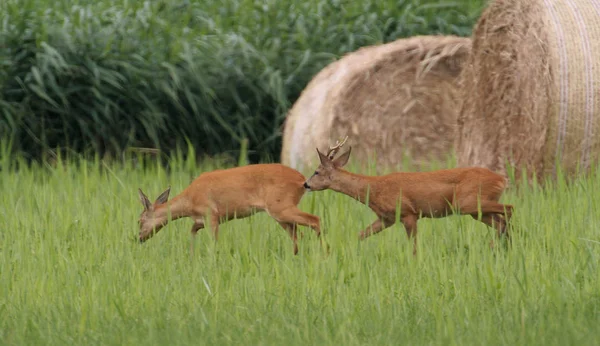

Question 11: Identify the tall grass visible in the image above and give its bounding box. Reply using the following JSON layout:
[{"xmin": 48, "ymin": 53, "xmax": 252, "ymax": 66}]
[
  {"xmin": 1, "ymin": 147, "xmax": 599, "ymax": 345},
  {"xmin": 0, "ymin": 0, "xmax": 486, "ymax": 162}
]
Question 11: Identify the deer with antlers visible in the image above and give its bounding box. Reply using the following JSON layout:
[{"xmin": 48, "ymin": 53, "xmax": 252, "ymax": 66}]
[
  {"xmin": 303, "ymin": 137, "xmax": 513, "ymax": 255},
  {"xmin": 137, "ymin": 164, "xmax": 322, "ymax": 255}
]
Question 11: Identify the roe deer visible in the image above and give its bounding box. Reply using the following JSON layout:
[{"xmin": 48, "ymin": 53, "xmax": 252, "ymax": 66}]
[
  {"xmin": 303, "ymin": 137, "xmax": 513, "ymax": 255},
  {"xmin": 137, "ymin": 164, "xmax": 321, "ymax": 255}
]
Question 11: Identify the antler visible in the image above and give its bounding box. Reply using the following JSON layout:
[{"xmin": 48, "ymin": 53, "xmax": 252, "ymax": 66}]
[{"xmin": 326, "ymin": 136, "xmax": 349, "ymax": 159}]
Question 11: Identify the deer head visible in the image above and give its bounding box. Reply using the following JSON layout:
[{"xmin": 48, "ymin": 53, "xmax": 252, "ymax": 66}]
[
  {"xmin": 137, "ymin": 186, "xmax": 171, "ymax": 242},
  {"xmin": 303, "ymin": 136, "xmax": 352, "ymax": 191}
]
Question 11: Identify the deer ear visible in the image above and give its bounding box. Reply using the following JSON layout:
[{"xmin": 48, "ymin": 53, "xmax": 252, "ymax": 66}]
[
  {"xmin": 155, "ymin": 186, "xmax": 171, "ymax": 205},
  {"xmin": 138, "ymin": 188, "xmax": 152, "ymax": 211},
  {"xmin": 333, "ymin": 147, "xmax": 352, "ymax": 168},
  {"xmin": 316, "ymin": 148, "xmax": 331, "ymax": 166}
]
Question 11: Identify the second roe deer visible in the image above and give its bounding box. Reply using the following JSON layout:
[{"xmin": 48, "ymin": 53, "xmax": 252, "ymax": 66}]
[
  {"xmin": 137, "ymin": 164, "xmax": 321, "ymax": 255},
  {"xmin": 303, "ymin": 137, "xmax": 514, "ymax": 255}
]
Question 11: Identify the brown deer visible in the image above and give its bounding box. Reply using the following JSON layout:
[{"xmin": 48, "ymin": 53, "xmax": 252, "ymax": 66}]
[
  {"xmin": 303, "ymin": 137, "xmax": 514, "ymax": 255},
  {"xmin": 137, "ymin": 164, "xmax": 321, "ymax": 255}
]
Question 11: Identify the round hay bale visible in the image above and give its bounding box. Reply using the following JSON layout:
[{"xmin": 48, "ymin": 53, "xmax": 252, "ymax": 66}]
[
  {"xmin": 280, "ymin": 35, "xmax": 471, "ymax": 173},
  {"xmin": 456, "ymin": 0, "xmax": 600, "ymax": 182}
]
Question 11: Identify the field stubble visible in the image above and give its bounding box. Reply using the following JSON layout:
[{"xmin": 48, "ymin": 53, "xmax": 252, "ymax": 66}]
[{"xmin": 0, "ymin": 149, "xmax": 599, "ymax": 345}]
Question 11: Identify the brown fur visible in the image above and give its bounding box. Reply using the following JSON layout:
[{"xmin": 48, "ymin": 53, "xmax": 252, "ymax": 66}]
[
  {"xmin": 137, "ymin": 164, "xmax": 321, "ymax": 255},
  {"xmin": 304, "ymin": 147, "xmax": 514, "ymax": 255}
]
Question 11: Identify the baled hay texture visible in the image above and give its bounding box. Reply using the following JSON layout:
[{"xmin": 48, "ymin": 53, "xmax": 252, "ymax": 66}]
[
  {"xmin": 456, "ymin": 0, "xmax": 600, "ymax": 182},
  {"xmin": 280, "ymin": 35, "xmax": 471, "ymax": 173}
]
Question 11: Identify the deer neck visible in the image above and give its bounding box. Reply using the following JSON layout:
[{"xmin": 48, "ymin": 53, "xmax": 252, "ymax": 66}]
[
  {"xmin": 152, "ymin": 195, "xmax": 191, "ymax": 226},
  {"xmin": 329, "ymin": 169, "xmax": 377, "ymax": 205}
]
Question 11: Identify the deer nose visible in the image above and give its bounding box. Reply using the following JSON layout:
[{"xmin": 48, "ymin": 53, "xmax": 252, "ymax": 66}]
[{"xmin": 303, "ymin": 182, "xmax": 310, "ymax": 189}]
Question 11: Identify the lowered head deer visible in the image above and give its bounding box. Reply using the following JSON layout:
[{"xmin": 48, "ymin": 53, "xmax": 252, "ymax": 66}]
[
  {"xmin": 303, "ymin": 137, "xmax": 514, "ymax": 255},
  {"xmin": 137, "ymin": 163, "xmax": 321, "ymax": 255}
]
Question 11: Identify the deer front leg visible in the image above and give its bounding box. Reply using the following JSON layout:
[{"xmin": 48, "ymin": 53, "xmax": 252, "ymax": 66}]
[
  {"xmin": 191, "ymin": 220, "xmax": 205, "ymax": 235},
  {"xmin": 358, "ymin": 218, "xmax": 391, "ymax": 240},
  {"xmin": 208, "ymin": 216, "xmax": 220, "ymax": 242},
  {"xmin": 401, "ymin": 214, "xmax": 418, "ymax": 256}
]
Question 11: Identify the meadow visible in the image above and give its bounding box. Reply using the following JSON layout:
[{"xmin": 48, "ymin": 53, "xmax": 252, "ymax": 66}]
[
  {"xmin": 2, "ymin": 0, "xmax": 600, "ymax": 344},
  {"xmin": 1, "ymin": 147, "xmax": 599, "ymax": 345}
]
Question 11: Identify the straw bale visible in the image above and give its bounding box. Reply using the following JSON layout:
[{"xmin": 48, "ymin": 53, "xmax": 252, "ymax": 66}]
[
  {"xmin": 456, "ymin": 0, "xmax": 600, "ymax": 182},
  {"xmin": 280, "ymin": 35, "xmax": 471, "ymax": 173}
]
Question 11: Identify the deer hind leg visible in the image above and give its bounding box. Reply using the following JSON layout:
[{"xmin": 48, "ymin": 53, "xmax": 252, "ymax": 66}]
[
  {"xmin": 401, "ymin": 214, "xmax": 418, "ymax": 256},
  {"xmin": 466, "ymin": 209, "xmax": 514, "ymax": 250},
  {"xmin": 454, "ymin": 191, "xmax": 514, "ymax": 248},
  {"xmin": 270, "ymin": 206, "xmax": 321, "ymax": 237},
  {"xmin": 475, "ymin": 213, "xmax": 508, "ymax": 236},
  {"xmin": 269, "ymin": 206, "xmax": 323, "ymax": 252},
  {"xmin": 455, "ymin": 198, "xmax": 513, "ymax": 219},
  {"xmin": 475, "ymin": 213, "xmax": 512, "ymax": 249},
  {"xmin": 459, "ymin": 200, "xmax": 513, "ymax": 235},
  {"xmin": 498, "ymin": 204, "xmax": 514, "ymax": 223},
  {"xmin": 358, "ymin": 218, "xmax": 391, "ymax": 240},
  {"xmin": 278, "ymin": 221, "xmax": 299, "ymax": 255}
]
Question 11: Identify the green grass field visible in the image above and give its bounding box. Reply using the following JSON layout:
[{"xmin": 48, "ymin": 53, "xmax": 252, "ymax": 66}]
[
  {"xmin": 2, "ymin": 0, "xmax": 598, "ymax": 344},
  {"xmin": 1, "ymin": 150, "xmax": 599, "ymax": 345}
]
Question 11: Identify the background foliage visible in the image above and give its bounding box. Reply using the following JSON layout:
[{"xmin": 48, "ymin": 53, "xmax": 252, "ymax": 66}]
[{"xmin": 0, "ymin": 0, "xmax": 486, "ymax": 162}]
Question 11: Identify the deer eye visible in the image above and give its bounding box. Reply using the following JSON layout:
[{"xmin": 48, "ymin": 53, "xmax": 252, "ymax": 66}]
[{"xmin": 314, "ymin": 171, "xmax": 319, "ymax": 175}]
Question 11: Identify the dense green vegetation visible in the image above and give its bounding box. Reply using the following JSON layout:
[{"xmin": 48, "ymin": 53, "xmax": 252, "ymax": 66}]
[
  {"xmin": 1, "ymin": 149, "xmax": 599, "ymax": 345},
  {"xmin": 0, "ymin": 0, "xmax": 486, "ymax": 162}
]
